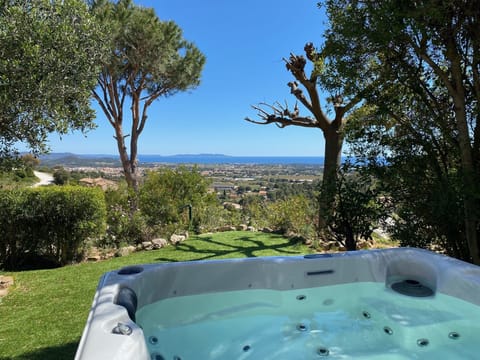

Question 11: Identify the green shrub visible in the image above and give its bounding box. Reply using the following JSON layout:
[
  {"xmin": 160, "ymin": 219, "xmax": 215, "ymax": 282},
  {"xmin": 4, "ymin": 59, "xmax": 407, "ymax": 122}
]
[
  {"xmin": 139, "ymin": 166, "xmax": 217, "ymax": 236},
  {"xmin": 0, "ymin": 186, "xmax": 106, "ymax": 269},
  {"xmin": 53, "ymin": 167, "xmax": 71, "ymax": 185},
  {"xmin": 240, "ymin": 195, "xmax": 269, "ymax": 228},
  {"xmin": 195, "ymin": 204, "xmax": 229, "ymax": 232},
  {"xmin": 102, "ymin": 185, "xmax": 152, "ymax": 247},
  {"xmin": 267, "ymin": 194, "xmax": 316, "ymax": 238}
]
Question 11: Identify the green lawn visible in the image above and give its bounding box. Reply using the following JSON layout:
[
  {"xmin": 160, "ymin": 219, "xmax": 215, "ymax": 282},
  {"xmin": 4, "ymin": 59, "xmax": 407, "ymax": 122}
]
[{"xmin": 0, "ymin": 231, "xmax": 312, "ymax": 360}]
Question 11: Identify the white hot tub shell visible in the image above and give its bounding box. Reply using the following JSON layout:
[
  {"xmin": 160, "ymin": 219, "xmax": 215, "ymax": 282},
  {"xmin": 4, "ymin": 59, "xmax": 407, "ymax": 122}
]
[{"xmin": 74, "ymin": 248, "xmax": 480, "ymax": 360}]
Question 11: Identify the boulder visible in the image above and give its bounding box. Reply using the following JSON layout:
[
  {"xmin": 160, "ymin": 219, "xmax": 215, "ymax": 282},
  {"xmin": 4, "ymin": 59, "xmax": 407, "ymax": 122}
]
[
  {"xmin": 246, "ymin": 226, "xmax": 256, "ymax": 232},
  {"xmin": 0, "ymin": 276, "xmax": 14, "ymax": 289},
  {"xmin": 0, "ymin": 276, "xmax": 14, "ymax": 298},
  {"xmin": 116, "ymin": 246, "xmax": 136, "ymax": 257},
  {"xmin": 170, "ymin": 234, "xmax": 186, "ymax": 244},
  {"xmin": 321, "ymin": 241, "xmax": 338, "ymax": 251},
  {"xmin": 217, "ymin": 225, "xmax": 236, "ymax": 232},
  {"xmin": 179, "ymin": 231, "xmax": 189, "ymax": 239},
  {"xmin": 142, "ymin": 241, "xmax": 154, "ymax": 250},
  {"xmin": 151, "ymin": 238, "xmax": 168, "ymax": 249},
  {"xmin": 86, "ymin": 247, "xmax": 102, "ymax": 262},
  {"xmin": 236, "ymin": 224, "xmax": 248, "ymax": 231},
  {"xmin": 87, "ymin": 255, "xmax": 102, "ymax": 262}
]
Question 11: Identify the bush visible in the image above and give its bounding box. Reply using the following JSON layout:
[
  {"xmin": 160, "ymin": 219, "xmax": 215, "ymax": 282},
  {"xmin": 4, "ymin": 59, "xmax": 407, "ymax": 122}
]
[
  {"xmin": 139, "ymin": 166, "xmax": 217, "ymax": 236},
  {"xmin": 240, "ymin": 195, "xmax": 269, "ymax": 228},
  {"xmin": 101, "ymin": 185, "xmax": 152, "ymax": 247},
  {"xmin": 53, "ymin": 167, "xmax": 71, "ymax": 185},
  {"xmin": 267, "ymin": 195, "xmax": 316, "ymax": 238},
  {"xmin": 326, "ymin": 166, "xmax": 387, "ymax": 250},
  {"xmin": 0, "ymin": 186, "xmax": 106, "ymax": 269}
]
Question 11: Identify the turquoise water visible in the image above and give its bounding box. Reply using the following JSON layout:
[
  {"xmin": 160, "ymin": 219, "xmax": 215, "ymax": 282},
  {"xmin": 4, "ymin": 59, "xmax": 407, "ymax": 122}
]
[{"xmin": 136, "ymin": 282, "xmax": 480, "ymax": 359}]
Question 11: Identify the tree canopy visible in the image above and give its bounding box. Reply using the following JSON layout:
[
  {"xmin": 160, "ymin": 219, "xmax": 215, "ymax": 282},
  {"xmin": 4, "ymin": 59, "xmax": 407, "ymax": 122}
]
[
  {"xmin": 0, "ymin": 0, "xmax": 106, "ymax": 156},
  {"xmin": 321, "ymin": 0, "xmax": 480, "ymax": 263},
  {"xmin": 91, "ymin": 0, "xmax": 206, "ymax": 190}
]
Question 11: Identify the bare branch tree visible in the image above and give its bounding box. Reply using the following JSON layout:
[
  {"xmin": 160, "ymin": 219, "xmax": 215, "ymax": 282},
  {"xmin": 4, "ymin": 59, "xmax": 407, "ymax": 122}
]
[{"xmin": 245, "ymin": 42, "xmax": 362, "ymax": 246}]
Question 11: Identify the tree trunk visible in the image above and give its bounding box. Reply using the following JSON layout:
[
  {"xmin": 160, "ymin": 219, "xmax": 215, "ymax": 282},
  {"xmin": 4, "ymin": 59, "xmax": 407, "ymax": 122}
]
[
  {"xmin": 114, "ymin": 124, "xmax": 139, "ymax": 192},
  {"xmin": 447, "ymin": 39, "xmax": 480, "ymax": 265},
  {"xmin": 453, "ymin": 100, "xmax": 480, "ymax": 264},
  {"xmin": 318, "ymin": 120, "xmax": 344, "ymax": 242}
]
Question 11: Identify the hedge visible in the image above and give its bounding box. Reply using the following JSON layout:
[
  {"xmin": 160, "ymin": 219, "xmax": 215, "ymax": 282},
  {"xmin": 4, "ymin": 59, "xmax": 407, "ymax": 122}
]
[{"xmin": 0, "ymin": 186, "xmax": 106, "ymax": 269}]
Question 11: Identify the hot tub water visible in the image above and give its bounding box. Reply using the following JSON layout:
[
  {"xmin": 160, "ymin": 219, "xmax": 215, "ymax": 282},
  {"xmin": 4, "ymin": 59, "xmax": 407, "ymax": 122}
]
[{"xmin": 137, "ymin": 282, "xmax": 480, "ymax": 359}]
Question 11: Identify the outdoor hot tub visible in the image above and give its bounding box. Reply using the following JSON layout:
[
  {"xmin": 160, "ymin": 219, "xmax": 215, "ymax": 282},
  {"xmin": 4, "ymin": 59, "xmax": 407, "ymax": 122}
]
[{"xmin": 75, "ymin": 248, "xmax": 480, "ymax": 359}]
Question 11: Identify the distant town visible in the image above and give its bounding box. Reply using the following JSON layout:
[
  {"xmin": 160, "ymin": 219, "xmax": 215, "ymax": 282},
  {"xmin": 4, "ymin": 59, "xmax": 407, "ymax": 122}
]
[{"xmin": 39, "ymin": 153, "xmax": 324, "ymax": 203}]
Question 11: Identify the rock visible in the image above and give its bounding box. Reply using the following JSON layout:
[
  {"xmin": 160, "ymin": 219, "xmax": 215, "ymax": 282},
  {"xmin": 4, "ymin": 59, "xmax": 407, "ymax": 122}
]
[
  {"xmin": 0, "ymin": 276, "xmax": 14, "ymax": 298},
  {"xmin": 304, "ymin": 239, "xmax": 313, "ymax": 246},
  {"xmin": 217, "ymin": 225, "xmax": 236, "ymax": 232},
  {"xmin": 357, "ymin": 240, "xmax": 370, "ymax": 250},
  {"xmin": 87, "ymin": 256, "xmax": 101, "ymax": 262},
  {"xmin": 116, "ymin": 246, "xmax": 136, "ymax": 257},
  {"xmin": 285, "ymin": 231, "xmax": 297, "ymax": 238},
  {"xmin": 246, "ymin": 226, "xmax": 256, "ymax": 232},
  {"xmin": 261, "ymin": 227, "xmax": 274, "ymax": 233},
  {"xmin": 86, "ymin": 247, "xmax": 101, "ymax": 262},
  {"xmin": 290, "ymin": 235, "xmax": 307, "ymax": 243},
  {"xmin": 170, "ymin": 234, "xmax": 186, "ymax": 244},
  {"xmin": 327, "ymin": 241, "xmax": 339, "ymax": 251},
  {"xmin": 0, "ymin": 276, "xmax": 14, "ymax": 289},
  {"xmin": 151, "ymin": 238, "xmax": 168, "ymax": 249},
  {"xmin": 142, "ymin": 241, "xmax": 153, "ymax": 250},
  {"xmin": 236, "ymin": 224, "xmax": 248, "ymax": 231}
]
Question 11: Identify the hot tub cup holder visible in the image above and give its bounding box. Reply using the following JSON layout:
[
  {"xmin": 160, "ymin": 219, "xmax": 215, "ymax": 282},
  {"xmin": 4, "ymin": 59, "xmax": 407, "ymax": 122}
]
[
  {"xmin": 390, "ymin": 279, "xmax": 434, "ymax": 297},
  {"xmin": 118, "ymin": 265, "xmax": 144, "ymax": 275}
]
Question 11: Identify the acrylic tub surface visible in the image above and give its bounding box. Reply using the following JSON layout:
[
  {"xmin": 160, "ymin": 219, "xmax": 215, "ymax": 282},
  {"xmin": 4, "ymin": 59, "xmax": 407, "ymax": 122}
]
[{"xmin": 75, "ymin": 248, "xmax": 480, "ymax": 359}]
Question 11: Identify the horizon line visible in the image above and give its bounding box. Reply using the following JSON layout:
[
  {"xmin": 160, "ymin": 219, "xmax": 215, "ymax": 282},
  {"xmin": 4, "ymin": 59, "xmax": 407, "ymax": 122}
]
[{"xmin": 40, "ymin": 152, "xmax": 326, "ymax": 158}]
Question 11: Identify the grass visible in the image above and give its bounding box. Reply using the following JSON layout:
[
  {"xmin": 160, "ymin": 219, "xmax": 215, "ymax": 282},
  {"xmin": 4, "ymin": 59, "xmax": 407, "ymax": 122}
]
[
  {"xmin": 0, "ymin": 172, "xmax": 37, "ymax": 190},
  {"xmin": 0, "ymin": 231, "xmax": 312, "ymax": 360}
]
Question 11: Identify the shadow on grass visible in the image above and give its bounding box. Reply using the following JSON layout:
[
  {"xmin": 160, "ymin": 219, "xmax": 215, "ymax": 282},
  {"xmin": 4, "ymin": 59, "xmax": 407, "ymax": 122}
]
[
  {"xmin": 155, "ymin": 233, "xmax": 303, "ymax": 262},
  {"xmin": 0, "ymin": 341, "xmax": 78, "ymax": 360}
]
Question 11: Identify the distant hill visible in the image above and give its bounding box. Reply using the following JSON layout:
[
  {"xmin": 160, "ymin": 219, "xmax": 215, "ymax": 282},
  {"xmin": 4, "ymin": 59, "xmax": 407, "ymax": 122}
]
[
  {"xmin": 38, "ymin": 153, "xmax": 121, "ymax": 167},
  {"xmin": 37, "ymin": 153, "xmax": 231, "ymax": 167}
]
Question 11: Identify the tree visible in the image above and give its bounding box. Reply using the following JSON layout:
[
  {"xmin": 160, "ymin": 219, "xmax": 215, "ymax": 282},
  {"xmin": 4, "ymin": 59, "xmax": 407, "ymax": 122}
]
[
  {"xmin": 0, "ymin": 0, "xmax": 106, "ymax": 156},
  {"xmin": 53, "ymin": 167, "xmax": 71, "ymax": 185},
  {"xmin": 245, "ymin": 43, "xmax": 364, "ymax": 246},
  {"xmin": 139, "ymin": 166, "xmax": 216, "ymax": 235},
  {"xmin": 91, "ymin": 0, "xmax": 206, "ymax": 191},
  {"xmin": 322, "ymin": 0, "xmax": 480, "ymax": 262},
  {"xmin": 328, "ymin": 163, "xmax": 387, "ymax": 251}
]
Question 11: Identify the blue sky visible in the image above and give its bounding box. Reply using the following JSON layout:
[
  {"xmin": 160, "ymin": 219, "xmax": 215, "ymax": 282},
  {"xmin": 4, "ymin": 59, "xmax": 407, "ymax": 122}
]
[{"xmin": 48, "ymin": 0, "xmax": 330, "ymax": 156}]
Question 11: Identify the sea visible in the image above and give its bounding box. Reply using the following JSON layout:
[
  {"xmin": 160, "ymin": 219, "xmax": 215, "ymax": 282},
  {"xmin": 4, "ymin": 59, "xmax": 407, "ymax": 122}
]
[
  {"xmin": 37, "ymin": 153, "xmax": 330, "ymax": 167},
  {"xmin": 136, "ymin": 154, "xmax": 325, "ymax": 165}
]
